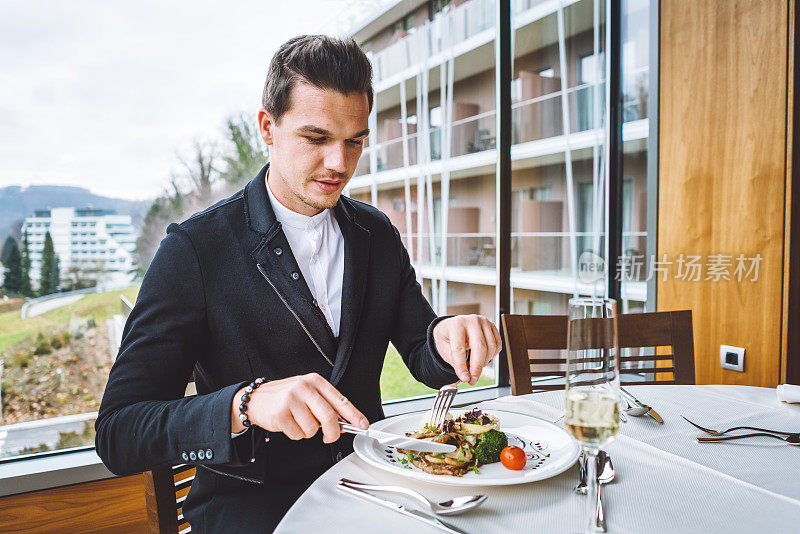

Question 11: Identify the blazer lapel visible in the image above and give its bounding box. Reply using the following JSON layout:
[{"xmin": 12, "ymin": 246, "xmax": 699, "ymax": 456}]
[
  {"xmin": 329, "ymin": 199, "xmax": 371, "ymax": 386},
  {"xmin": 244, "ymin": 166, "xmax": 338, "ymax": 368}
]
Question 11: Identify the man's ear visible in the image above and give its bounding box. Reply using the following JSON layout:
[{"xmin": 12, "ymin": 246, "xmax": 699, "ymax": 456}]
[{"xmin": 258, "ymin": 108, "xmax": 275, "ymax": 145}]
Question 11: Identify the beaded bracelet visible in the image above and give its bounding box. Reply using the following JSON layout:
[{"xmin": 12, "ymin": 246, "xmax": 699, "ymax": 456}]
[{"xmin": 238, "ymin": 377, "xmax": 267, "ymax": 428}]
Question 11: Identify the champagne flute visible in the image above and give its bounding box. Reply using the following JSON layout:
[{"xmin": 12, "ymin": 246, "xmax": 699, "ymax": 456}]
[{"xmin": 564, "ymin": 297, "xmax": 620, "ymax": 533}]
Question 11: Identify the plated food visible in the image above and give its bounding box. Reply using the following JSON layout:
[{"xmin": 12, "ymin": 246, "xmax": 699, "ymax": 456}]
[
  {"xmin": 353, "ymin": 409, "xmax": 582, "ymax": 486},
  {"xmin": 397, "ymin": 408, "xmax": 511, "ymax": 477}
]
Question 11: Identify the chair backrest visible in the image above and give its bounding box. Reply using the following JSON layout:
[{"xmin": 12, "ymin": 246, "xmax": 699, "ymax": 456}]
[
  {"xmin": 143, "ymin": 464, "xmax": 195, "ymax": 534},
  {"xmin": 142, "ymin": 376, "xmax": 198, "ymax": 534},
  {"xmin": 501, "ymin": 310, "xmax": 695, "ymax": 395}
]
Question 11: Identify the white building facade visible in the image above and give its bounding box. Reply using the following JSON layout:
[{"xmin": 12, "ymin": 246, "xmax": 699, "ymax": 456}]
[{"xmin": 22, "ymin": 207, "xmax": 137, "ymax": 289}]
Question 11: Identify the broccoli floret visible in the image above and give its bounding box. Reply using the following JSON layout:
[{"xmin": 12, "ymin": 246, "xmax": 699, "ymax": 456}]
[{"xmin": 473, "ymin": 429, "xmax": 508, "ymax": 464}]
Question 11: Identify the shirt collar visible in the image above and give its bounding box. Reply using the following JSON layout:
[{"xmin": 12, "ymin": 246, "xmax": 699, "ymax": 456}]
[{"xmin": 266, "ymin": 171, "xmax": 330, "ymax": 230}]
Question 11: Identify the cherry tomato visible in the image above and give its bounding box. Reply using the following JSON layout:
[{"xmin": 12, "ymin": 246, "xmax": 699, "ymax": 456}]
[{"xmin": 500, "ymin": 446, "xmax": 526, "ymax": 470}]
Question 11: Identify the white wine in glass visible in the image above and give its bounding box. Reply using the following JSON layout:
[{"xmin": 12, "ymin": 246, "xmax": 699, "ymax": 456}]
[
  {"xmin": 565, "ymin": 389, "xmax": 620, "ymax": 446},
  {"xmin": 565, "ymin": 297, "xmax": 620, "ymax": 533}
]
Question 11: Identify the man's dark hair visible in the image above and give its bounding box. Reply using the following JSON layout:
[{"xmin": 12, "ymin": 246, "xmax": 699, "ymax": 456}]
[{"xmin": 262, "ymin": 35, "xmax": 373, "ymax": 123}]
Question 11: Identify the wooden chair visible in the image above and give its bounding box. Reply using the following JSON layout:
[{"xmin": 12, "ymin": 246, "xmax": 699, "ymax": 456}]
[
  {"xmin": 143, "ymin": 464, "xmax": 195, "ymax": 534},
  {"xmin": 501, "ymin": 311, "xmax": 695, "ymax": 395},
  {"xmin": 142, "ymin": 377, "xmax": 199, "ymax": 533}
]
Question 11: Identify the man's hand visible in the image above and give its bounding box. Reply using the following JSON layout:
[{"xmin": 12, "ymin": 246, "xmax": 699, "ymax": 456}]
[
  {"xmin": 230, "ymin": 373, "xmax": 369, "ymax": 443},
  {"xmin": 433, "ymin": 315, "xmax": 502, "ymax": 385}
]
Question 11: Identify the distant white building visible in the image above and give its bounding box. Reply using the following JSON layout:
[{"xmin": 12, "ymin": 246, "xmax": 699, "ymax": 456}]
[{"xmin": 22, "ymin": 207, "xmax": 137, "ymax": 289}]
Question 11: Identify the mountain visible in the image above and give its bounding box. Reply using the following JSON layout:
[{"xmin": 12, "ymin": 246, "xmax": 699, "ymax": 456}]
[{"xmin": 0, "ymin": 185, "xmax": 151, "ymax": 241}]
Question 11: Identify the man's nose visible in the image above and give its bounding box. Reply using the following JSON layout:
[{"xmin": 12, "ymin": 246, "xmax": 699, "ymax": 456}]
[{"xmin": 324, "ymin": 142, "xmax": 349, "ymax": 174}]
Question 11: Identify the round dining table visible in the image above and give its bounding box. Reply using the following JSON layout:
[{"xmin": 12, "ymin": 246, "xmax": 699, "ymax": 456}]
[{"xmin": 275, "ymin": 385, "xmax": 800, "ymax": 533}]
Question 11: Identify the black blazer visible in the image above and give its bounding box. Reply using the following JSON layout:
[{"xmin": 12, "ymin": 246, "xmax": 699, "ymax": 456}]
[{"xmin": 95, "ymin": 164, "xmax": 458, "ymax": 532}]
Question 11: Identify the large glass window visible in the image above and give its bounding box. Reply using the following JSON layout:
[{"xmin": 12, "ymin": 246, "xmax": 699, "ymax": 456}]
[
  {"xmin": 1, "ymin": 0, "xmax": 655, "ymax": 464},
  {"xmin": 358, "ymin": 0, "xmax": 655, "ymax": 399}
]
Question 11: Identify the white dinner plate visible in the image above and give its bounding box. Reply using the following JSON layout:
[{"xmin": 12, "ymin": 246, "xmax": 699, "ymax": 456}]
[{"xmin": 352, "ymin": 409, "xmax": 581, "ymax": 486}]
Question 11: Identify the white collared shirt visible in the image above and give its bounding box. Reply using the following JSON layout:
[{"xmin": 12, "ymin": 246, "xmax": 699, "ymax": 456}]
[{"xmin": 265, "ymin": 174, "xmax": 344, "ymax": 337}]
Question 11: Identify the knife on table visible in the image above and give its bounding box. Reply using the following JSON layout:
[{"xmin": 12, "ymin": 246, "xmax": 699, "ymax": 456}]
[
  {"xmin": 620, "ymin": 387, "xmax": 664, "ymax": 424},
  {"xmin": 336, "ymin": 480, "xmax": 467, "ymax": 534},
  {"xmin": 340, "ymin": 422, "xmax": 457, "ymax": 453}
]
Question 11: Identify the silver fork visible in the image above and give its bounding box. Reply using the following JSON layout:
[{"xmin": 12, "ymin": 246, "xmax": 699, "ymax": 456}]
[
  {"xmin": 682, "ymin": 415, "xmax": 800, "ymax": 439},
  {"xmin": 428, "ymin": 349, "xmax": 470, "ymax": 429},
  {"xmin": 428, "ymin": 384, "xmax": 458, "ymax": 430}
]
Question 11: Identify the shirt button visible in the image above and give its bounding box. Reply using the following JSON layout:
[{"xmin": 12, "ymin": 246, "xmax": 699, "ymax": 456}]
[
  {"xmin": 189, "ymin": 451, "xmax": 197, "ymax": 461},
  {"xmin": 291, "ymin": 272, "xmax": 300, "ymax": 280},
  {"xmin": 181, "ymin": 451, "xmax": 189, "ymax": 462},
  {"xmin": 205, "ymin": 448, "xmax": 213, "ymax": 460},
  {"xmin": 313, "ymin": 299, "xmax": 318, "ymax": 307},
  {"xmin": 274, "ymin": 247, "xmax": 282, "ymax": 256},
  {"xmin": 198, "ymin": 450, "xmax": 206, "ymax": 460},
  {"xmin": 336, "ymin": 452, "xmax": 343, "ymax": 462}
]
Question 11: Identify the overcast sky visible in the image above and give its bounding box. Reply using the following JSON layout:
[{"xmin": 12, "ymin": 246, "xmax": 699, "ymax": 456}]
[{"xmin": 0, "ymin": 1, "xmax": 390, "ymax": 200}]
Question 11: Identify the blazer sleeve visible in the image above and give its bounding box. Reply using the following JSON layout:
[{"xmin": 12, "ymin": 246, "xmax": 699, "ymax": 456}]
[
  {"xmin": 387, "ymin": 223, "xmax": 459, "ymax": 388},
  {"xmin": 95, "ymin": 225, "xmax": 253, "ymax": 476}
]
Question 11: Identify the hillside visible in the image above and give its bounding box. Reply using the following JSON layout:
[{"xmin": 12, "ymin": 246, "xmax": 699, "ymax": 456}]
[{"xmin": 0, "ymin": 185, "xmax": 150, "ymax": 240}]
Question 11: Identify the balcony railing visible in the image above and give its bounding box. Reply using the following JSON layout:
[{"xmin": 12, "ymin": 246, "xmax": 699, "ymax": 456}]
[
  {"xmin": 371, "ymin": 0, "xmax": 496, "ymax": 82},
  {"xmin": 375, "ymin": 133, "xmax": 419, "ymax": 172},
  {"xmin": 403, "ymin": 231, "xmax": 646, "ymax": 280}
]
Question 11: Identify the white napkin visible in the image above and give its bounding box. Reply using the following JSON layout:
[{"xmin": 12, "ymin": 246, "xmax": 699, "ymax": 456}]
[{"xmin": 777, "ymin": 384, "xmax": 800, "ymax": 403}]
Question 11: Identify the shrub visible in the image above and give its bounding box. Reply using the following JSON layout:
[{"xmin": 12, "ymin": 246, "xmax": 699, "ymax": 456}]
[
  {"xmin": 33, "ymin": 342, "xmax": 52, "ymax": 356},
  {"xmin": 56, "ymin": 422, "xmax": 95, "ymax": 449},
  {"xmin": 12, "ymin": 352, "xmax": 31, "ymax": 368},
  {"xmin": 20, "ymin": 443, "xmax": 52, "ymax": 454}
]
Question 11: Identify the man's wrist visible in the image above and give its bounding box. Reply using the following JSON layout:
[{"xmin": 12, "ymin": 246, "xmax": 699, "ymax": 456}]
[{"xmin": 231, "ymin": 387, "xmax": 247, "ymax": 434}]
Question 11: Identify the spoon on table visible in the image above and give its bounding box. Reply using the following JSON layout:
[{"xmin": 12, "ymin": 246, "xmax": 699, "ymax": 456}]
[
  {"xmin": 619, "ymin": 391, "xmax": 650, "ymax": 417},
  {"xmin": 575, "ymin": 450, "xmax": 616, "ymax": 494},
  {"xmin": 338, "ymin": 478, "xmax": 487, "ymax": 515}
]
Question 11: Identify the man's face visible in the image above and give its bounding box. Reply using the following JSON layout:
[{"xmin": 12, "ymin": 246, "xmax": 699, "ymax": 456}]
[{"xmin": 259, "ymin": 82, "xmax": 370, "ymax": 216}]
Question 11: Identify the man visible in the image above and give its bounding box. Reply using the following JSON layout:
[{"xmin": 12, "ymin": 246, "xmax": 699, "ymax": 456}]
[{"xmin": 96, "ymin": 35, "xmax": 501, "ymax": 532}]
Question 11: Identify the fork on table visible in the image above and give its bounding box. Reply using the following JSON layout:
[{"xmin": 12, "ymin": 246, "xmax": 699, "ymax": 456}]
[
  {"xmin": 683, "ymin": 415, "xmax": 800, "ymax": 445},
  {"xmin": 682, "ymin": 416, "xmax": 799, "ymax": 439}
]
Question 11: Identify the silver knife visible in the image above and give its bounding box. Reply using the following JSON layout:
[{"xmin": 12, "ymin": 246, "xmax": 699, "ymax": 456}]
[
  {"xmin": 619, "ymin": 387, "xmax": 664, "ymax": 424},
  {"xmin": 340, "ymin": 422, "xmax": 457, "ymax": 453},
  {"xmin": 336, "ymin": 481, "xmax": 467, "ymax": 534}
]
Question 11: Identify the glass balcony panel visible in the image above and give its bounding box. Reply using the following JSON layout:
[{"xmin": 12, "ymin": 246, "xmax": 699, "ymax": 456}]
[
  {"xmin": 449, "ymin": 0, "xmax": 495, "ymax": 44},
  {"xmin": 371, "ymin": 0, "xmax": 497, "ymax": 83},
  {"xmin": 512, "ymin": 94, "xmax": 563, "ymax": 143},
  {"xmin": 353, "ymin": 150, "xmax": 371, "ymax": 177},
  {"xmin": 377, "ymin": 185, "xmax": 418, "ymax": 252},
  {"xmin": 429, "ymin": 127, "xmax": 443, "ymax": 161},
  {"xmin": 450, "ymin": 112, "xmax": 496, "ymax": 157},
  {"xmin": 443, "ymin": 173, "xmax": 496, "ymax": 270},
  {"xmin": 511, "ymin": 234, "xmax": 576, "ymax": 276},
  {"xmin": 567, "ymin": 83, "xmax": 605, "ymax": 133},
  {"xmin": 445, "ymin": 233, "xmax": 496, "ymax": 268},
  {"xmin": 374, "ymin": 133, "xmax": 419, "ymax": 172}
]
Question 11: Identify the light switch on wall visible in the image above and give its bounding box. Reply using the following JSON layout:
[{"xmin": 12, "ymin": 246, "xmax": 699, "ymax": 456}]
[{"xmin": 720, "ymin": 345, "xmax": 745, "ymax": 372}]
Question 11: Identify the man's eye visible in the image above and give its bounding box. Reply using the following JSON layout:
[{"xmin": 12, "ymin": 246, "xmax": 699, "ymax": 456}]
[
  {"xmin": 347, "ymin": 139, "xmax": 364, "ymax": 146},
  {"xmin": 305, "ymin": 137, "xmax": 326, "ymax": 144}
]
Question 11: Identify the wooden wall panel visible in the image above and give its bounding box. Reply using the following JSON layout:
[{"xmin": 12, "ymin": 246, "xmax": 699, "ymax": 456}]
[
  {"xmin": 658, "ymin": 0, "xmax": 788, "ymax": 386},
  {"xmin": 0, "ymin": 475, "xmax": 148, "ymax": 534}
]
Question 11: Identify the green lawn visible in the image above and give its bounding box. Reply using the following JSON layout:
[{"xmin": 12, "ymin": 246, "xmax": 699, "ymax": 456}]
[
  {"xmin": 380, "ymin": 344, "xmax": 494, "ymax": 401},
  {"xmin": 0, "ymin": 286, "xmax": 140, "ymax": 353}
]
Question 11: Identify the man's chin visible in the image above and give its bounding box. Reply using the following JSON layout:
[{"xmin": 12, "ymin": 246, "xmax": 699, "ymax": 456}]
[{"xmin": 305, "ymin": 192, "xmax": 341, "ymax": 211}]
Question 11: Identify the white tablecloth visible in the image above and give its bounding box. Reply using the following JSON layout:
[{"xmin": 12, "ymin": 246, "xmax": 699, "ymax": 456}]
[{"xmin": 276, "ymin": 385, "xmax": 800, "ymax": 533}]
